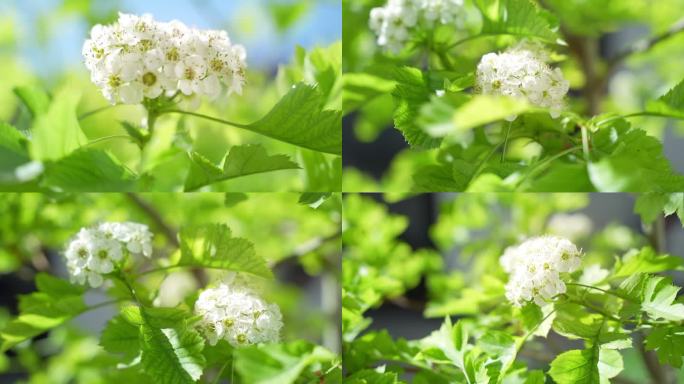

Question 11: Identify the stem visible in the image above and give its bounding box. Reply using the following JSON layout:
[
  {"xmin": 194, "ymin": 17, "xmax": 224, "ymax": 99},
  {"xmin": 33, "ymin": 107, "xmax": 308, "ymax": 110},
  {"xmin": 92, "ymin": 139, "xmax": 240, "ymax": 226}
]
[
  {"xmin": 85, "ymin": 135, "xmax": 134, "ymax": 147},
  {"xmin": 595, "ymin": 111, "xmax": 684, "ymax": 127},
  {"xmin": 84, "ymin": 299, "xmax": 127, "ymax": 312},
  {"xmin": 126, "ymin": 193, "xmax": 180, "ymax": 248},
  {"xmin": 212, "ymin": 357, "xmax": 231, "ymax": 384},
  {"xmin": 160, "ymin": 110, "xmax": 248, "ymax": 129},
  {"xmin": 516, "ymin": 146, "xmax": 582, "ymax": 188},
  {"xmin": 566, "ymin": 283, "xmax": 632, "ymax": 301},
  {"xmin": 501, "ymin": 120, "xmax": 514, "ymax": 162},
  {"xmin": 78, "ymin": 105, "xmax": 116, "ymax": 121},
  {"xmin": 580, "ymin": 124, "xmax": 590, "ymax": 162}
]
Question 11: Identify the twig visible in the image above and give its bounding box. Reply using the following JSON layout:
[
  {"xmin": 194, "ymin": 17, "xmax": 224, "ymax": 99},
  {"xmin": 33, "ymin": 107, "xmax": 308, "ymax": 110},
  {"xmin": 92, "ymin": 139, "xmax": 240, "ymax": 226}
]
[
  {"xmin": 609, "ymin": 18, "xmax": 684, "ymax": 66},
  {"xmin": 125, "ymin": 193, "xmax": 179, "ymax": 247}
]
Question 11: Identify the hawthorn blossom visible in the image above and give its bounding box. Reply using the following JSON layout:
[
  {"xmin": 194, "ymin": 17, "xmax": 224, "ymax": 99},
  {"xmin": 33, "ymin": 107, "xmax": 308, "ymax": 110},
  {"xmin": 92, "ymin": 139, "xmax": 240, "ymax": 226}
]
[
  {"xmin": 501, "ymin": 236, "xmax": 583, "ymax": 307},
  {"xmin": 83, "ymin": 13, "xmax": 247, "ymax": 105},
  {"xmin": 195, "ymin": 282, "xmax": 283, "ymax": 347},
  {"xmin": 476, "ymin": 45, "xmax": 569, "ymax": 119},
  {"xmin": 369, "ymin": 0, "xmax": 465, "ymax": 53},
  {"xmin": 64, "ymin": 222, "xmax": 154, "ymax": 288}
]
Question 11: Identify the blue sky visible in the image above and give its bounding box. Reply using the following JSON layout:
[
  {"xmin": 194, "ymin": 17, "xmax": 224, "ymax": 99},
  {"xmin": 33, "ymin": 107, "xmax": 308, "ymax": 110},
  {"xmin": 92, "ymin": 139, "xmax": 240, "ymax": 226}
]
[{"xmin": 4, "ymin": 0, "xmax": 340, "ymax": 78}]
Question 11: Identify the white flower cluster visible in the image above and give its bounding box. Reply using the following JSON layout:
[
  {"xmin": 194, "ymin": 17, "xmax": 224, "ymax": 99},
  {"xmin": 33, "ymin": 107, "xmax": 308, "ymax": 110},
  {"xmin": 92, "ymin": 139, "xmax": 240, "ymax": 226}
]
[
  {"xmin": 369, "ymin": 0, "xmax": 465, "ymax": 53},
  {"xmin": 83, "ymin": 13, "xmax": 247, "ymax": 105},
  {"xmin": 195, "ymin": 282, "xmax": 283, "ymax": 347},
  {"xmin": 65, "ymin": 222, "xmax": 154, "ymax": 287},
  {"xmin": 476, "ymin": 46, "xmax": 569, "ymax": 119},
  {"xmin": 501, "ymin": 236, "xmax": 583, "ymax": 307}
]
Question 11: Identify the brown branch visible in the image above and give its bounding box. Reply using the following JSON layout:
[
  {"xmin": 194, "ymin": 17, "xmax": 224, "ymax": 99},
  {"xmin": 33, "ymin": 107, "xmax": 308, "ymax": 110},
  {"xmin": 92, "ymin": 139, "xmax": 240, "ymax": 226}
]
[
  {"xmin": 125, "ymin": 193, "xmax": 207, "ymax": 285},
  {"xmin": 125, "ymin": 193, "xmax": 179, "ymax": 247}
]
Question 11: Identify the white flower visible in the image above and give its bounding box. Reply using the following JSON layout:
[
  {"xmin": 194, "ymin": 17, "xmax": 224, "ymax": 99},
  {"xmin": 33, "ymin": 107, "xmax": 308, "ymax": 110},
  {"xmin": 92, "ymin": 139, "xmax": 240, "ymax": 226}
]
[
  {"xmin": 476, "ymin": 44, "xmax": 569, "ymax": 119},
  {"xmin": 195, "ymin": 282, "xmax": 283, "ymax": 347},
  {"xmin": 64, "ymin": 222, "xmax": 155, "ymax": 288},
  {"xmin": 83, "ymin": 13, "xmax": 247, "ymax": 106},
  {"xmin": 547, "ymin": 213, "xmax": 593, "ymax": 241},
  {"xmin": 501, "ymin": 236, "xmax": 583, "ymax": 307},
  {"xmin": 369, "ymin": 0, "xmax": 465, "ymax": 53}
]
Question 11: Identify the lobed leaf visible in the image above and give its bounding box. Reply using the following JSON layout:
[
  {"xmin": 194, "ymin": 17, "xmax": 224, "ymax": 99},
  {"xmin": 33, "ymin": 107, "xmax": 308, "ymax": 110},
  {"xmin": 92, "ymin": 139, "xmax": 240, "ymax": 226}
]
[
  {"xmin": 184, "ymin": 145, "xmax": 300, "ymax": 191},
  {"xmin": 178, "ymin": 224, "xmax": 272, "ymax": 278},
  {"xmin": 244, "ymin": 83, "xmax": 341, "ymax": 155}
]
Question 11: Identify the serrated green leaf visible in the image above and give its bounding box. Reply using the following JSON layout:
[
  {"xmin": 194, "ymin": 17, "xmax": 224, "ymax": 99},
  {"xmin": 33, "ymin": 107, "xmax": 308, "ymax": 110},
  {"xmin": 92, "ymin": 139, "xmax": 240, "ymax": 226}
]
[
  {"xmin": 392, "ymin": 67, "xmax": 442, "ymax": 149},
  {"xmin": 29, "ymin": 88, "xmax": 87, "ymax": 161},
  {"xmin": 140, "ymin": 324, "xmax": 205, "ymax": 384},
  {"xmin": 645, "ymin": 325, "xmax": 684, "ymax": 368},
  {"xmin": 641, "ymin": 276, "xmax": 684, "ymax": 321},
  {"xmin": 646, "ymin": 78, "xmax": 684, "ymax": 119},
  {"xmin": 548, "ymin": 347, "xmax": 600, "ymax": 384},
  {"xmin": 42, "ymin": 149, "xmax": 137, "ymax": 192},
  {"xmin": 13, "ymin": 85, "xmax": 50, "ymax": 117},
  {"xmin": 120, "ymin": 121, "xmax": 150, "ymax": 149},
  {"xmin": 184, "ymin": 145, "xmax": 300, "ymax": 191},
  {"xmin": 100, "ymin": 315, "xmax": 140, "ymax": 356},
  {"xmin": 244, "ymin": 83, "xmax": 341, "ymax": 155},
  {"xmin": 476, "ymin": 0, "xmax": 561, "ymax": 43},
  {"xmin": 178, "ymin": 224, "xmax": 272, "ymax": 278},
  {"xmin": 589, "ymin": 122, "xmax": 684, "ymax": 192}
]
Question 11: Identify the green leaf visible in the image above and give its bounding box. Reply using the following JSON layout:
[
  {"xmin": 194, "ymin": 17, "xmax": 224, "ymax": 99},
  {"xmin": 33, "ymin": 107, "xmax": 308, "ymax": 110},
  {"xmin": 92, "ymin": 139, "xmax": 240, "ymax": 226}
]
[
  {"xmin": 29, "ymin": 88, "xmax": 88, "ymax": 161},
  {"xmin": 224, "ymin": 193, "xmax": 249, "ymax": 207},
  {"xmin": 184, "ymin": 145, "xmax": 300, "ymax": 191},
  {"xmin": 244, "ymin": 83, "xmax": 341, "ymax": 155},
  {"xmin": 634, "ymin": 192, "xmax": 684, "ymax": 225},
  {"xmin": 120, "ymin": 121, "xmax": 150, "ymax": 149},
  {"xmin": 588, "ymin": 122, "xmax": 684, "ymax": 192},
  {"xmin": 0, "ymin": 273, "xmax": 86, "ymax": 351},
  {"xmin": 234, "ymin": 340, "xmax": 338, "ymax": 384},
  {"xmin": 424, "ymin": 95, "xmax": 531, "ymax": 137},
  {"xmin": 475, "ymin": 0, "xmax": 561, "ymax": 43},
  {"xmin": 613, "ymin": 247, "xmax": 682, "ymax": 278},
  {"xmin": 645, "ymin": 325, "xmax": 684, "ymax": 368},
  {"xmin": 0, "ymin": 122, "xmax": 32, "ymax": 183},
  {"xmin": 641, "ymin": 276, "xmax": 684, "ymax": 321},
  {"xmin": 392, "ymin": 67, "xmax": 442, "ymax": 149},
  {"xmin": 178, "ymin": 224, "xmax": 272, "ymax": 278},
  {"xmin": 343, "ymin": 72, "xmax": 396, "ymax": 115},
  {"xmin": 298, "ymin": 192, "xmax": 332, "ymax": 208},
  {"xmin": 13, "ymin": 85, "xmax": 50, "ymax": 117},
  {"xmin": 42, "ymin": 149, "xmax": 138, "ymax": 192},
  {"xmin": 646, "ymin": 78, "xmax": 684, "ymax": 119},
  {"xmin": 100, "ymin": 315, "xmax": 140, "ymax": 356},
  {"xmin": 140, "ymin": 324, "xmax": 205, "ymax": 384},
  {"xmin": 421, "ymin": 318, "xmax": 471, "ymax": 380},
  {"xmin": 548, "ymin": 347, "xmax": 600, "ymax": 384}
]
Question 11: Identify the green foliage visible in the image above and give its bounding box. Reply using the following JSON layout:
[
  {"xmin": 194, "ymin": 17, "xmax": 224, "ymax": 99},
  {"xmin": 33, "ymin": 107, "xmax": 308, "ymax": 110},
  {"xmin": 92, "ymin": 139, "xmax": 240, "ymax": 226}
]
[
  {"xmin": 243, "ymin": 83, "xmax": 342, "ymax": 155},
  {"xmin": 234, "ymin": 340, "xmax": 340, "ymax": 384},
  {"xmin": 0, "ymin": 193, "xmax": 341, "ymax": 382},
  {"xmin": 178, "ymin": 224, "xmax": 273, "ymax": 278},
  {"xmin": 475, "ymin": 0, "xmax": 561, "ymax": 43},
  {"xmin": 342, "ymin": 193, "xmax": 684, "ymax": 382},
  {"xmin": 29, "ymin": 88, "xmax": 87, "ymax": 161},
  {"xmin": 184, "ymin": 145, "xmax": 300, "ymax": 191},
  {"xmin": 0, "ymin": 274, "xmax": 86, "ymax": 351},
  {"xmin": 342, "ymin": 0, "xmax": 684, "ymax": 192}
]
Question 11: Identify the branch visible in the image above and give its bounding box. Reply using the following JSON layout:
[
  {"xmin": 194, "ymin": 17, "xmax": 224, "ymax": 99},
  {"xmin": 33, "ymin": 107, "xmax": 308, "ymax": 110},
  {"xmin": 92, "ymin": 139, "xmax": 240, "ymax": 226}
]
[
  {"xmin": 125, "ymin": 193, "xmax": 179, "ymax": 248},
  {"xmin": 609, "ymin": 18, "xmax": 684, "ymax": 66}
]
